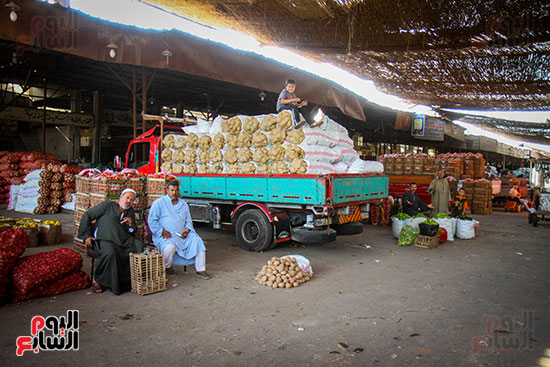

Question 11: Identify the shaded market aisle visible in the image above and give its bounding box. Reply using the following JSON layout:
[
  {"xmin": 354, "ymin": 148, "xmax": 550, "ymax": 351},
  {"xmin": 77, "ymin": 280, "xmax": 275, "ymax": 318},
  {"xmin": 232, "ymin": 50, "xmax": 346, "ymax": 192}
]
[{"xmin": 0, "ymin": 209, "xmax": 549, "ymax": 367}]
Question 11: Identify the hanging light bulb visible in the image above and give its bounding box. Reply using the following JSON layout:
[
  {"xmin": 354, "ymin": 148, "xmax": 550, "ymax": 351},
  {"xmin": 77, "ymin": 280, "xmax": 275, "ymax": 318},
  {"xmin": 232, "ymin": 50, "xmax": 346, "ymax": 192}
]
[
  {"xmin": 5, "ymin": 2, "xmax": 20, "ymax": 22},
  {"xmin": 258, "ymin": 91, "xmax": 266, "ymax": 102},
  {"xmin": 162, "ymin": 49, "xmax": 172, "ymax": 65},
  {"xmin": 107, "ymin": 43, "xmax": 118, "ymax": 59}
]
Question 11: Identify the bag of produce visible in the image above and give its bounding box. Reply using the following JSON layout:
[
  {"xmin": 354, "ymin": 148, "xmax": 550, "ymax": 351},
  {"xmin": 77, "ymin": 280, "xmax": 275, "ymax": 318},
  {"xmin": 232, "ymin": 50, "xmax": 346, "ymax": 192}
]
[
  {"xmin": 438, "ymin": 228, "xmax": 447, "ymax": 243},
  {"xmin": 0, "ymin": 228, "xmax": 29, "ymax": 304},
  {"xmin": 391, "ymin": 212, "xmax": 410, "ymax": 239},
  {"xmin": 456, "ymin": 217, "xmax": 476, "ymax": 239},
  {"xmin": 433, "ymin": 214, "xmax": 454, "ymax": 241},
  {"xmin": 419, "ymin": 219, "xmax": 439, "ymax": 236},
  {"xmin": 407, "ymin": 216, "xmax": 427, "ymax": 231},
  {"xmin": 398, "ymin": 225, "xmax": 419, "ymax": 246}
]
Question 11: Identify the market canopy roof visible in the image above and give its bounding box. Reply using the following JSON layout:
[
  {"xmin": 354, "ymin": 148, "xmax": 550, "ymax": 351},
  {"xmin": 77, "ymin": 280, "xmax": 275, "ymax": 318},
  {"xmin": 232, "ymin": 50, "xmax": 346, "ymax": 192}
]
[{"xmin": 145, "ymin": 0, "xmax": 550, "ymax": 110}]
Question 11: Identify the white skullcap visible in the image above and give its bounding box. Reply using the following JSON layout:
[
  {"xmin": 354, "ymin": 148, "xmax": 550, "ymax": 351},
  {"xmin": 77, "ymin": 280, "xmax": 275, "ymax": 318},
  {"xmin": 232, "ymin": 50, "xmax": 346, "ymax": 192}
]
[{"xmin": 120, "ymin": 188, "xmax": 136, "ymax": 197}]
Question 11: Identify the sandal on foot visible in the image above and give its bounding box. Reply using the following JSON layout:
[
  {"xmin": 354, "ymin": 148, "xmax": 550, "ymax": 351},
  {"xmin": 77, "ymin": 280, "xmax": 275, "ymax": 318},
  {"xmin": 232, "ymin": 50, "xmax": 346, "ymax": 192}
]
[{"xmin": 92, "ymin": 281, "xmax": 106, "ymax": 293}]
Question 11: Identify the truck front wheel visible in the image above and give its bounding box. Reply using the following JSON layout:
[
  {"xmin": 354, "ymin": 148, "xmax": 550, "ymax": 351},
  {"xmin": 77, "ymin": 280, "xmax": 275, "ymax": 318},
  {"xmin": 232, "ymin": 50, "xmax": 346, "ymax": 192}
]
[{"xmin": 235, "ymin": 209, "xmax": 273, "ymax": 252}]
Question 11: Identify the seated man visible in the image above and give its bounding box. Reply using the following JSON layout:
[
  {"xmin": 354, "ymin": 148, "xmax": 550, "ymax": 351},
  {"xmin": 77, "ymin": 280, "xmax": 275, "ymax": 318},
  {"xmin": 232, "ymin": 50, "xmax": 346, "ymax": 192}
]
[
  {"xmin": 509, "ymin": 185, "xmax": 531, "ymax": 211},
  {"xmin": 78, "ymin": 188, "xmax": 144, "ymax": 295},
  {"xmin": 148, "ymin": 180, "xmax": 210, "ymax": 279},
  {"xmin": 402, "ymin": 182, "xmax": 435, "ymax": 216}
]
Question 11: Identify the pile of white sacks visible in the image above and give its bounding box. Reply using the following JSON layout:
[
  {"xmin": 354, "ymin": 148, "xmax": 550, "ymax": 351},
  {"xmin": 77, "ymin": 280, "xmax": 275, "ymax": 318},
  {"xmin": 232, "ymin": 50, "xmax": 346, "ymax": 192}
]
[{"xmin": 160, "ymin": 111, "xmax": 383, "ymax": 175}]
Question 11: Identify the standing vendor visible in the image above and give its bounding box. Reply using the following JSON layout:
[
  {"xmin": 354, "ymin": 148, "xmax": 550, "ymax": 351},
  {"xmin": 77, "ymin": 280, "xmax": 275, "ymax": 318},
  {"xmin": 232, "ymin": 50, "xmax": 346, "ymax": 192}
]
[
  {"xmin": 428, "ymin": 170, "xmax": 451, "ymax": 215},
  {"xmin": 402, "ymin": 183, "xmax": 435, "ymax": 216}
]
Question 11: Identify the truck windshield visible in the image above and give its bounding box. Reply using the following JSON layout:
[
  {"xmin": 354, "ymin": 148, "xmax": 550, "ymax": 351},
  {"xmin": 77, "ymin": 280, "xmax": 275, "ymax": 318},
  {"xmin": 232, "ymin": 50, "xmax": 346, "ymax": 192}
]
[{"xmin": 127, "ymin": 142, "xmax": 150, "ymax": 169}]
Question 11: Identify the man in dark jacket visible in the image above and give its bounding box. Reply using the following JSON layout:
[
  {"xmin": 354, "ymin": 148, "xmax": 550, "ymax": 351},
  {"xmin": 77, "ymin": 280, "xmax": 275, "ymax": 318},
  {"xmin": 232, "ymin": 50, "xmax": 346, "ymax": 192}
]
[
  {"xmin": 78, "ymin": 188, "xmax": 144, "ymax": 295},
  {"xmin": 402, "ymin": 183, "xmax": 434, "ymax": 216}
]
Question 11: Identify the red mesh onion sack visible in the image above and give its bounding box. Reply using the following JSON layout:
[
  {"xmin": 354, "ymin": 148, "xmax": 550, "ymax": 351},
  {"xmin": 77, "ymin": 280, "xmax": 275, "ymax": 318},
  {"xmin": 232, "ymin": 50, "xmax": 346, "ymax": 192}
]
[
  {"xmin": 0, "ymin": 228, "xmax": 29, "ymax": 304},
  {"xmin": 11, "ymin": 270, "xmax": 90, "ymax": 302},
  {"xmin": 11, "ymin": 248, "xmax": 83, "ymax": 295}
]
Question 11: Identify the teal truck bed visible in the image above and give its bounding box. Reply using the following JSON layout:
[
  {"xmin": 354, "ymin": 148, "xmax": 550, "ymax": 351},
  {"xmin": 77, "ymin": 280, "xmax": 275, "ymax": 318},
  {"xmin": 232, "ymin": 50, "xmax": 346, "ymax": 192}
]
[{"xmin": 175, "ymin": 173, "xmax": 388, "ymax": 206}]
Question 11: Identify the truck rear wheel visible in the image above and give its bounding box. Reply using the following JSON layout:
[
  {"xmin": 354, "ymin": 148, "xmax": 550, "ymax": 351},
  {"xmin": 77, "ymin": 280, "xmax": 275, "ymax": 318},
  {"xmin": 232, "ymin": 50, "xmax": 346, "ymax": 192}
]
[
  {"xmin": 235, "ymin": 209, "xmax": 273, "ymax": 252},
  {"xmin": 333, "ymin": 222, "xmax": 364, "ymax": 235},
  {"xmin": 291, "ymin": 226, "xmax": 336, "ymax": 244}
]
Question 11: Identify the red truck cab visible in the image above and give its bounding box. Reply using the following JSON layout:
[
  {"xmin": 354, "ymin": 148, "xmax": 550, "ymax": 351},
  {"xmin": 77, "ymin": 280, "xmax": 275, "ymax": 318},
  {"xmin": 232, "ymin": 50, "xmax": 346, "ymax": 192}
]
[{"xmin": 125, "ymin": 125, "xmax": 185, "ymax": 174}]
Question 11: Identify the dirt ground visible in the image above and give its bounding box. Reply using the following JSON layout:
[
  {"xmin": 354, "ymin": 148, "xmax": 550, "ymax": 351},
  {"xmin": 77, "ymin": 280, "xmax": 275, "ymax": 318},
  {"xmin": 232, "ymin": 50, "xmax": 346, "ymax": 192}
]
[{"xmin": 0, "ymin": 208, "xmax": 549, "ymax": 367}]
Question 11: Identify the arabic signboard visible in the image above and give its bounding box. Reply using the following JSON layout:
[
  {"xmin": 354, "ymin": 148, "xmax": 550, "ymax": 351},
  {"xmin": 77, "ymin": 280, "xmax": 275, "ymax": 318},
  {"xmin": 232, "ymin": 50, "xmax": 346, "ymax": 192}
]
[
  {"xmin": 0, "ymin": 106, "xmax": 93, "ymax": 127},
  {"xmin": 414, "ymin": 117, "xmax": 444, "ymax": 141}
]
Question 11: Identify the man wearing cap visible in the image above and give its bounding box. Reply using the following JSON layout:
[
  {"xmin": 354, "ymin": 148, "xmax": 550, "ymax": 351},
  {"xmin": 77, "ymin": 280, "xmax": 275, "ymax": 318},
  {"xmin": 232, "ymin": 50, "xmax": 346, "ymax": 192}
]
[
  {"xmin": 148, "ymin": 180, "xmax": 210, "ymax": 279},
  {"xmin": 78, "ymin": 188, "xmax": 144, "ymax": 294}
]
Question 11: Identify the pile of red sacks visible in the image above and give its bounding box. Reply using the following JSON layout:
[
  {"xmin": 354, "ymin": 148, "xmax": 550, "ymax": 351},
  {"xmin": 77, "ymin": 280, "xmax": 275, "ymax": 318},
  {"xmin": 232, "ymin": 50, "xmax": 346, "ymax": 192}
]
[
  {"xmin": 0, "ymin": 151, "xmax": 58, "ymax": 186},
  {"xmin": 0, "ymin": 228, "xmax": 90, "ymax": 304}
]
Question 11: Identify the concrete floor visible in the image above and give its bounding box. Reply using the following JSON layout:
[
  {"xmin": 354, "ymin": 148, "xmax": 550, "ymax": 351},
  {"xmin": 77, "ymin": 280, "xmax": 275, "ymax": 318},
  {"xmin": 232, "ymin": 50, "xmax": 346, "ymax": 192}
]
[{"xmin": 0, "ymin": 208, "xmax": 549, "ymax": 367}]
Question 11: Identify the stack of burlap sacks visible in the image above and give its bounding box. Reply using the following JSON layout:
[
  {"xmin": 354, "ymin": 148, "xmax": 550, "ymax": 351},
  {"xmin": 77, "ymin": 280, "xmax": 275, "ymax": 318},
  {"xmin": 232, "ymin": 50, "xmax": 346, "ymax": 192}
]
[{"xmin": 160, "ymin": 111, "xmax": 377, "ymax": 175}]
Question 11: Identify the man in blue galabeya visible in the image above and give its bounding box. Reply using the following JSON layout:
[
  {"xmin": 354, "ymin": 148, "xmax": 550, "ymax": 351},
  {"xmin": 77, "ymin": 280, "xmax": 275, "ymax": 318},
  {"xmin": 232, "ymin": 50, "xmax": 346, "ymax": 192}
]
[{"xmin": 148, "ymin": 180, "xmax": 210, "ymax": 279}]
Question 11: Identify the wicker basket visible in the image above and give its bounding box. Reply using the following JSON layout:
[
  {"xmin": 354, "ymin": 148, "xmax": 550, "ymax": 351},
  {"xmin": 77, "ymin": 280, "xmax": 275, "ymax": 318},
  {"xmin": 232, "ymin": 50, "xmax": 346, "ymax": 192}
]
[
  {"xmin": 147, "ymin": 194, "xmax": 164, "ymax": 208},
  {"xmin": 130, "ymin": 250, "xmax": 167, "ymax": 296},
  {"xmin": 76, "ymin": 176, "xmax": 91, "ymax": 193},
  {"xmin": 126, "ymin": 177, "xmax": 145, "ymax": 194},
  {"xmin": 74, "ymin": 207, "xmax": 86, "ymax": 224},
  {"xmin": 73, "ymin": 237, "xmax": 87, "ymax": 256},
  {"xmin": 75, "ymin": 193, "xmax": 90, "ymax": 210},
  {"xmin": 90, "ymin": 178, "xmax": 125, "ymax": 196},
  {"xmin": 132, "ymin": 195, "xmax": 148, "ymax": 211},
  {"xmin": 414, "ymin": 234, "xmax": 440, "ymax": 249},
  {"xmin": 146, "ymin": 178, "xmax": 167, "ymax": 195}
]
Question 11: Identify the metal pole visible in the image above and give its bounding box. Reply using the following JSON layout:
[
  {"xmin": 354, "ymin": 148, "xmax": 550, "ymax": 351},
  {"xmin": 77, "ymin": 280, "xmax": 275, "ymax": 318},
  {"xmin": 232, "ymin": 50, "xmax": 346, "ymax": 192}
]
[
  {"xmin": 42, "ymin": 79, "xmax": 47, "ymax": 152},
  {"xmin": 142, "ymin": 68, "xmax": 147, "ymax": 162},
  {"xmin": 132, "ymin": 66, "xmax": 137, "ymax": 138},
  {"xmin": 142, "ymin": 67, "xmax": 147, "ymax": 133}
]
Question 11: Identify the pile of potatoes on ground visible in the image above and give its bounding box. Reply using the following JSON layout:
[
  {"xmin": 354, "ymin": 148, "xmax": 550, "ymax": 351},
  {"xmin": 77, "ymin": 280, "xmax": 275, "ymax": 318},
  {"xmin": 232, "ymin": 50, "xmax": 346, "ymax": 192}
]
[{"xmin": 255, "ymin": 256, "xmax": 311, "ymax": 288}]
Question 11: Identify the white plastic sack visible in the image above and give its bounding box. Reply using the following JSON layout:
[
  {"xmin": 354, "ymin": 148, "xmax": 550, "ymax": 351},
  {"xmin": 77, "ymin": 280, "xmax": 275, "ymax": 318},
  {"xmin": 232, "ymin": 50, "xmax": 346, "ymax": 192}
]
[
  {"xmin": 302, "ymin": 145, "xmax": 341, "ymax": 164},
  {"xmin": 333, "ymin": 146, "xmax": 359, "ymax": 165},
  {"xmin": 209, "ymin": 116, "xmax": 224, "ymax": 135},
  {"xmin": 407, "ymin": 217, "xmax": 427, "ymax": 231},
  {"xmin": 24, "ymin": 169, "xmax": 43, "ymax": 183},
  {"xmin": 434, "ymin": 218, "xmax": 454, "ymax": 241},
  {"xmin": 456, "ymin": 219, "xmax": 475, "ymax": 239},
  {"xmin": 183, "ymin": 124, "xmax": 200, "ymax": 135},
  {"xmin": 7, "ymin": 184, "xmax": 20, "ymax": 210},
  {"xmin": 347, "ymin": 159, "xmax": 384, "ymax": 174},
  {"xmin": 451, "ymin": 217, "xmax": 458, "ymax": 236},
  {"xmin": 286, "ymin": 254, "xmax": 313, "ymax": 275},
  {"xmin": 305, "ymin": 160, "xmax": 341, "ymax": 174},
  {"xmin": 196, "ymin": 118, "xmax": 211, "ymax": 134},
  {"xmin": 61, "ymin": 194, "xmax": 76, "ymax": 211},
  {"xmin": 15, "ymin": 195, "xmax": 39, "ymax": 214},
  {"xmin": 391, "ymin": 217, "xmax": 409, "ymax": 239}
]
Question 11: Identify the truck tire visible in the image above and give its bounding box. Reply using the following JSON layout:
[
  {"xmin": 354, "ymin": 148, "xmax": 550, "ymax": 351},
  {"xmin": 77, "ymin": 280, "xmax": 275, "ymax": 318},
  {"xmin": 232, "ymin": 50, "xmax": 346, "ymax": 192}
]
[
  {"xmin": 291, "ymin": 226, "xmax": 336, "ymax": 244},
  {"xmin": 333, "ymin": 222, "xmax": 364, "ymax": 235},
  {"xmin": 235, "ymin": 209, "xmax": 273, "ymax": 252}
]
